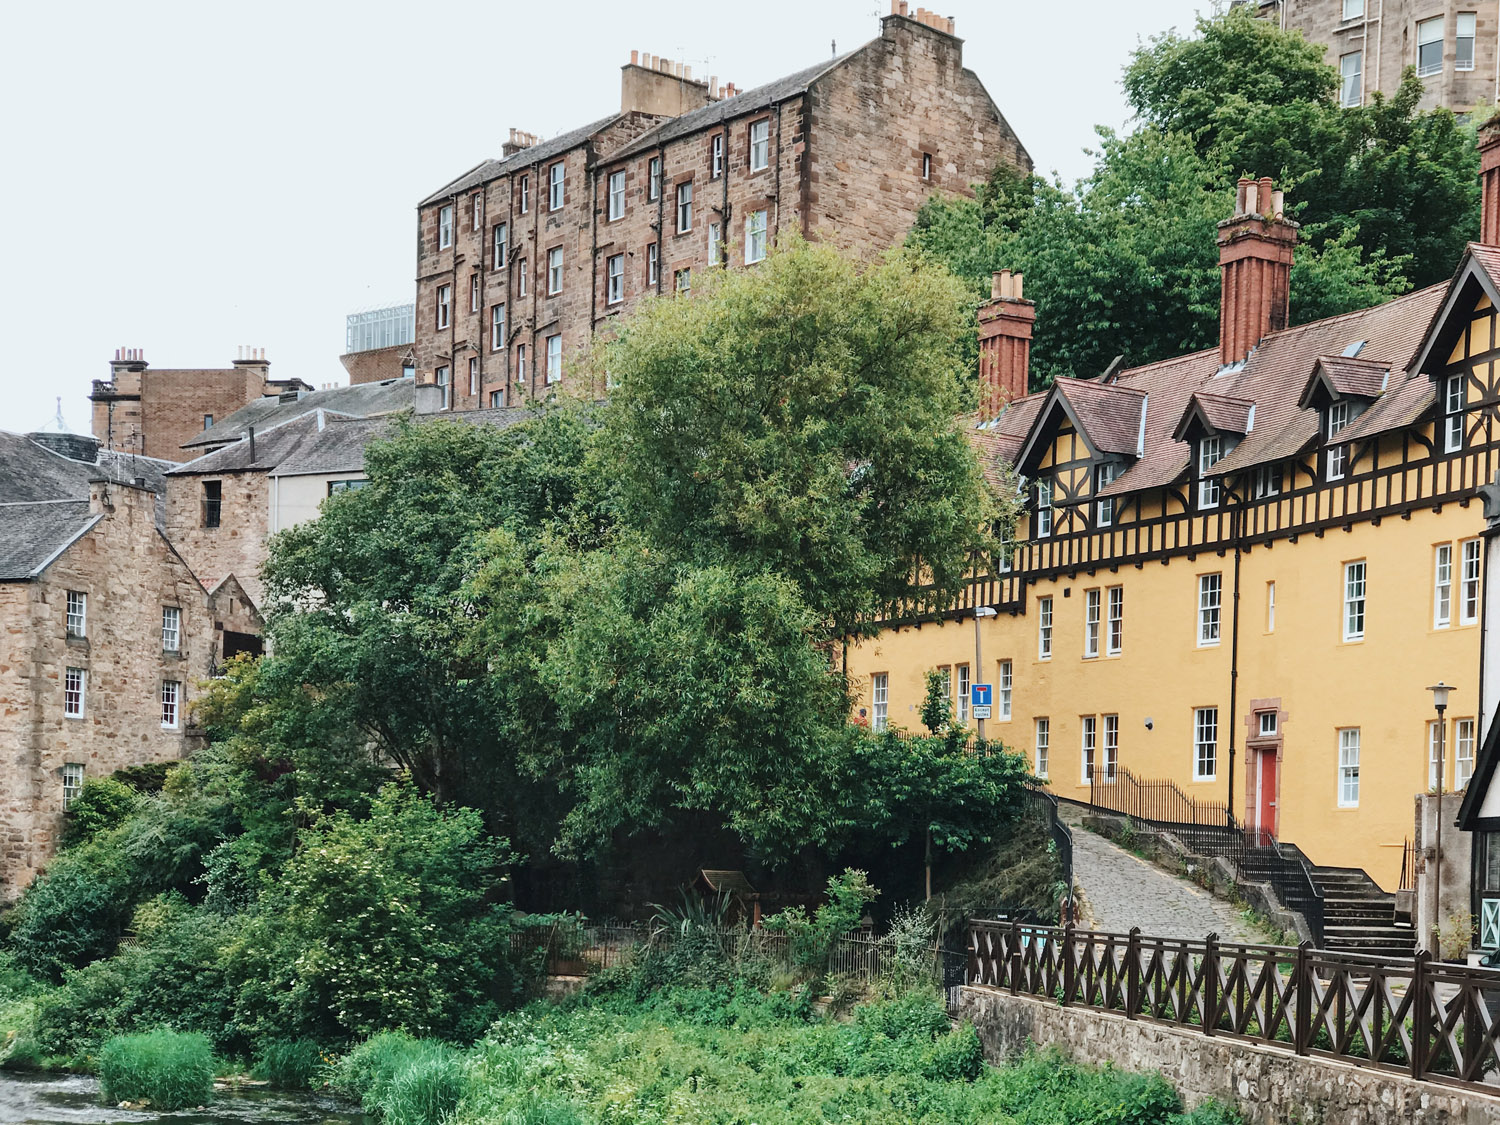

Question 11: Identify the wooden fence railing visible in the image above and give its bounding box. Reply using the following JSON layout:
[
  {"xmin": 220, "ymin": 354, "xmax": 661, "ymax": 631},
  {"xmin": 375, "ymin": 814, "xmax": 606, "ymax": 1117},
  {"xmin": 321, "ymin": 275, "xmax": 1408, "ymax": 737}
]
[{"xmin": 967, "ymin": 920, "xmax": 1500, "ymax": 1093}]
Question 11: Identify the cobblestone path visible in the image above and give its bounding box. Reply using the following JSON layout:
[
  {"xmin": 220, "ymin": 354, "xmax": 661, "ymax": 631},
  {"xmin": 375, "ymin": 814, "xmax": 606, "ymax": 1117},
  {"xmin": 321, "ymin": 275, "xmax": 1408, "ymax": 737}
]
[{"xmin": 1070, "ymin": 825, "xmax": 1270, "ymax": 944}]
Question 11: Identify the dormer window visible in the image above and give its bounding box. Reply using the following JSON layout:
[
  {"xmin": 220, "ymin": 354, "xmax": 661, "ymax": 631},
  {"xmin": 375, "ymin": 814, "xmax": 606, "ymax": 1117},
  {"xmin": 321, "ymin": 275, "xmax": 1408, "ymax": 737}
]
[
  {"xmin": 1326, "ymin": 401, "xmax": 1351, "ymax": 481},
  {"xmin": 1444, "ymin": 373, "xmax": 1466, "ymax": 453},
  {"xmin": 1253, "ymin": 463, "xmax": 1281, "ymax": 499},
  {"xmin": 1095, "ymin": 463, "xmax": 1121, "ymax": 526},
  {"xmin": 1198, "ymin": 436, "xmax": 1224, "ymax": 509},
  {"xmin": 1035, "ymin": 478, "xmax": 1054, "ymax": 538}
]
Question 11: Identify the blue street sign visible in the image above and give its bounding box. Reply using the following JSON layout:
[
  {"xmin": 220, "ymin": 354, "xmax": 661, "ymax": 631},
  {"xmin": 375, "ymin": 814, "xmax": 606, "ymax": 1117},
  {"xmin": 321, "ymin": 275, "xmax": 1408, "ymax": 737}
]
[{"xmin": 971, "ymin": 684, "xmax": 992, "ymax": 707}]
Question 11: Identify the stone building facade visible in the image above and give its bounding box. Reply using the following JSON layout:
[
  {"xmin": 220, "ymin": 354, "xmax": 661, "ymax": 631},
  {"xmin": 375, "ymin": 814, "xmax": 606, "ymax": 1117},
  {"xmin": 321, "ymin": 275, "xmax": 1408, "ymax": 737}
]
[
  {"xmin": 413, "ymin": 5, "xmax": 1030, "ymax": 410},
  {"xmin": 0, "ymin": 433, "xmax": 255, "ymax": 898},
  {"xmin": 1254, "ymin": 0, "xmax": 1497, "ymax": 112},
  {"xmin": 90, "ymin": 347, "xmax": 312, "ymax": 462}
]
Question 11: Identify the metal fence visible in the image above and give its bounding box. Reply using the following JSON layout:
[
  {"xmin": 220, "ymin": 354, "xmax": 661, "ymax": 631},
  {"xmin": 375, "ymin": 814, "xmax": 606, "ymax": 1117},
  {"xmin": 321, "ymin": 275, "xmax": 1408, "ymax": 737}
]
[
  {"xmin": 968, "ymin": 920, "xmax": 1500, "ymax": 1093},
  {"xmin": 1025, "ymin": 785, "xmax": 1074, "ymax": 894}
]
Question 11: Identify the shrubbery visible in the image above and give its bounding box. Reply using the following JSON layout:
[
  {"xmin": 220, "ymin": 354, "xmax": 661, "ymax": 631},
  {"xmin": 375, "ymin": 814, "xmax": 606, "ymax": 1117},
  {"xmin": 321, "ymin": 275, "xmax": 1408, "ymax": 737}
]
[{"xmin": 97, "ymin": 1029, "xmax": 215, "ymax": 1110}]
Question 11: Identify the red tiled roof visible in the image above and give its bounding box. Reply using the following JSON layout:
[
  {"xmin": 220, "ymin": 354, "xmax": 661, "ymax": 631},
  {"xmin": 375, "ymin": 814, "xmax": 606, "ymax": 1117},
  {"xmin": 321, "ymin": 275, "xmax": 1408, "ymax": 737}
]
[
  {"xmin": 1302, "ymin": 354, "xmax": 1390, "ymax": 404},
  {"xmin": 1175, "ymin": 390, "xmax": 1256, "ymax": 440},
  {"xmin": 1052, "ymin": 377, "xmax": 1148, "ymax": 456}
]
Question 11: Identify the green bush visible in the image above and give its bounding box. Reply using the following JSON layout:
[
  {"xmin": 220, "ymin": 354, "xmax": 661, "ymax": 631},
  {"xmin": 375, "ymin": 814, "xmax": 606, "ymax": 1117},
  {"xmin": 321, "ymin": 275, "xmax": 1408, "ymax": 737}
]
[
  {"xmin": 61, "ymin": 778, "xmax": 141, "ymax": 849},
  {"xmin": 333, "ymin": 1031, "xmax": 464, "ymax": 1124},
  {"xmin": 7, "ymin": 840, "xmax": 136, "ymax": 981},
  {"xmin": 97, "ymin": 1030, "xmax": 214, "ymax": 1110},
  {"xmin": 251, "ymin": 1038, "xmax": 326, "ymax": 1090}
]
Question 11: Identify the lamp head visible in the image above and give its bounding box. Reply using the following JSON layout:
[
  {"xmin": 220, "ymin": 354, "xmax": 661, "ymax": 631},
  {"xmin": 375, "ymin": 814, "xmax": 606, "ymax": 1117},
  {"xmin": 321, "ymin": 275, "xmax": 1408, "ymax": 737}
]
[
  {"xmin": 974, "ymin": 606, "xmax": 998, "ymax": 619},
  {"xmin": 1428, "ymin": 681, "xmax": 1454, "ymax": 711}
]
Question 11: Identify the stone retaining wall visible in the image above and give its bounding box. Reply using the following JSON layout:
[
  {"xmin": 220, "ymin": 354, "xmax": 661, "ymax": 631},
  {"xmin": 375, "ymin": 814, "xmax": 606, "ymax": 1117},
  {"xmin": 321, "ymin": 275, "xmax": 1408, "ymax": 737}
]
[{"xmin": 960, "ymin": 985, "xmax": 1500, "ymax": 1124}]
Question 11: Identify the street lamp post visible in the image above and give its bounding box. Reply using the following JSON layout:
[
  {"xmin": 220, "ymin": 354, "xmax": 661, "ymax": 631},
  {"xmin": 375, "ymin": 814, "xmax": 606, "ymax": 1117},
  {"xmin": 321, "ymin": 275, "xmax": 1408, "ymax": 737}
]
[
  {"xmin": 974, "ymin": 606, "xmax": 998, "ymax": 741},
  {"xmin": 1428, "ymin": 681, "xmax": 1453, "ymax": 956}
]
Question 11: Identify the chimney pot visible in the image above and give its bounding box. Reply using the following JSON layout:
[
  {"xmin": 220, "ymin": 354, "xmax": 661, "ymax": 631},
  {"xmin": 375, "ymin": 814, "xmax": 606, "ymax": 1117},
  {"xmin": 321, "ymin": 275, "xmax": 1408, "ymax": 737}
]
[
  {"xmin": 684, "ymin": 64, "xmax": 692, "ymax": 80},
  {"xmin": 1272, "ymin": 190, "xmax": 1284, "ymax": 218},
  {"xmin": 631, "ymin": 50, "xmax": 638, "ymax": 64},
  {"xmin": 977, "ymin": 267, "xmax": 1036, "ymax": 419},
  {"xmin": 898, "ymin": 0, "xmax": 908, "ymax": 13}
]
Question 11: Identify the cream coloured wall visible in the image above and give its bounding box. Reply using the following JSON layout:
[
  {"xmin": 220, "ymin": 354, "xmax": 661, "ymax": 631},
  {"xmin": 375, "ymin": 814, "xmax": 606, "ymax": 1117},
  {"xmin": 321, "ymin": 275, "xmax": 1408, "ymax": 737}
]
[{"xmin": 268, "ymin": 472, "xmax": 369, "ymax": 534}]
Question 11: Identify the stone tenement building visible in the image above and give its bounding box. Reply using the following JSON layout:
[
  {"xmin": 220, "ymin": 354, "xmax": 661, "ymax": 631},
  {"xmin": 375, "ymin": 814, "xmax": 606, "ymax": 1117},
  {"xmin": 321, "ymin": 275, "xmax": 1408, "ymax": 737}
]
[
  {"xmin": 1253, "ymin": 0, "xmax": 1496, "ymax": 111},
  {"xmin": 414, "ymin": 4, "xmax": 1030, "ymax": 410},
  {"xmin": 0, "ymin": 430, "xmax": 260, "ymax": 898},
  {"xmin": 90, "ymin": 347, "xmax": 313, "ymax": 462}
]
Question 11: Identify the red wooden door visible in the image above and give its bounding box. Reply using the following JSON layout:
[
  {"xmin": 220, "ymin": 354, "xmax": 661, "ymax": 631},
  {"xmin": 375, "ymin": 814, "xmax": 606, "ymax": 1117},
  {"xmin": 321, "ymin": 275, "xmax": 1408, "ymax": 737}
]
[{"xmin": 1256, "ymin": 749, "xmax": 1278, "ymax": 844}]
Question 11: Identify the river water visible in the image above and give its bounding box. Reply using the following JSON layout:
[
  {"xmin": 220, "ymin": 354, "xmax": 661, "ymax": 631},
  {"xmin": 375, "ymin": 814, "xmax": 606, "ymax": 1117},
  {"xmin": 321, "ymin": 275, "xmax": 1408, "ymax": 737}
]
[{"xmin": 0, "ymin": 1072, "xmax": 364, "ymax": 1125}]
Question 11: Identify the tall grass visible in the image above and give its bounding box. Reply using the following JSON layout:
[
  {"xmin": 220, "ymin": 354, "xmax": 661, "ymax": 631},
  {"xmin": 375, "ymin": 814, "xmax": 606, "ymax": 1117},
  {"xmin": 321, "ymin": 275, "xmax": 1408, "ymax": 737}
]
[
  {"xmin": 97, "ymin": 1029, "xmax": 214, "ymax": 1109},
  {"xmin": 251, "ymin": 1037, "xmax": 325, "ymax": 1090},
  {"xmin": 333, "ymin": 1030, "xmax": 465, "ymax": 1125}
]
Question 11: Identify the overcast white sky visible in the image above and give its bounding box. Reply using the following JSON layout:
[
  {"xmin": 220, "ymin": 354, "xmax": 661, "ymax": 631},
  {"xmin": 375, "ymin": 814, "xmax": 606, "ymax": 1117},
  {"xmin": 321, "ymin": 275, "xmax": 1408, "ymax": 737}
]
[{"xmin": 0, "ymin": 0, "xmax": 1208, "ymax": 437}]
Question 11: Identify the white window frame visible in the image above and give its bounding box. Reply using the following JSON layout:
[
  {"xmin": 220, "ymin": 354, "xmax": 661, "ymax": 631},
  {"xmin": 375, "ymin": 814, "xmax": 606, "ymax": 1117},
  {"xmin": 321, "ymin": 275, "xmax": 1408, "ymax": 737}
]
[
  {"xmin": 675, "ymin": 268, "xmax": 691, "ymax": 296},
  {"xmin": 872, "ymin": 673, "xmax": 888, "ymax": 731},
  {"xmin": 1254, "ymin": 463, "xmax": 1281, "ymax": 499},
  {"xmin": 647, "ymin": 156, "xmax": 661, "ymax": 201},
  {"xmin": 922, "ymin": 151, "xmax": 933, "ymax": 180},
  {"xmin": 548, "ymin": 162, "xmax": 565, "ymax": 211},
  {"xmin": 1445, "ymin": 373, "xmax": 1466, "ymax": 453},
  {"xmin": 1081, "ymin": 715, "xmax": 1097, "ymax": 783},
  {"xmin": 711, "ymin": 133, "xmax": 724, "ymax": 178},
  {"xmin": 957, "ymin": 664, "xmax": 971, "ymax": 722},
  {"xmin": 749, "ymin": 119, "xmax": 770, "ymax": 172},
  {"xmin": 1035, "ymin": 718, "xmax": 1050, "ymax": 779},
  {"xmin": 519, "ymin": 175, "xmax": 530, "ymax": 214},
  {"xmin": 1343, "ymin": 560, "xmax": 1366, "ymax": 642},
  {"xmin": 1194, "ymin": 707, "xmax": 1218, "ymax": 782},
  {"xmin": 516, "ymin": 344, "xmax": 527, "ymax": 384},
  {"xmin": 62, "ymin": 762, "xmax": 84, "ymax": 807},
  {"xmin": 1338, "ymin": 728, "xmax": 1361, "ymax": 807},
  {"xmin": 162, "ymin": 605, "xmax": 181, "ymax": 652},
  {"xmin": 1198, "ymin": 573, "xmax": 1222, "ymax": 647},
  {"xmin": 1038, "ymin": 596, "xmax": 1053, "ymax": 660},
  {"xmin": 491, "ymin": 304, "xmax": 506, "ymax": 353},
  {"xmin": 936, "ymin": 666, "xmax": 952, "ymax": 721},
  {"xmin": 469, "ymin": 357, "xmax": 479, "ymax": 396},
  {"xmin": 472, "ymin": 193, "xmax": 483, "ymax": 230},
  {"xmin": 1103, "ymin": 714, "xmax": 1119, "ymax": 781},
  {"xmin": 493, "ymin": 222, "xmax": 508, "ymax": 268},
  {"xmin": 66, "ymin": 590, "xmax": 86, "ymax": 638},
  {"xmin": 436, "ymin": 285, "xmax": 451, "ymax": 330},
  {"xmin": 64, "ymin": 667, "xmax": 85, "ymax": 718},
  {"xmin": 1107, "ymin": 586, "xmax": 1123, "ymax": 655},
  {"xmin": 998, "ymin": 660, "xmax": 1013, "ymax": 721},
  {"xmin": 1435, "ymin": 544, "xmax": 1453, "ymax": 628},
  {"xmin": 708, "ymin": 221, "xmax": 721, "ymax": 266},
  {"xmin": 545, "ymin": 334, "xmax": 562, "ymax": 385},
  {"xmin": 1458, "ymin": 11, "xmax": 1477, "ymax": 70},
  {"xmin": 1417, "ymin": 16, "xmax": 1445, "ymax": 78},
  {"xmin": 745, "ymin": 210, "xmax": 767, "ymax": 264},
  {"xmin": 1258, "ymin": 711, "xmax": 1278, "ymax": 738},
  {"xmin": 1084, "ymin": 588, "xmax": 1101, "ymax": 658},
  {"xmin": 1095, "ymin": 463, "xmax": 1120, "ymax": 526},
  {"xmin": 677, "ymin": 180, "xmax": 693, "ymax": 233},
  {"xmin": 1462, "ymin": 538, "xmax": 1482, "ymax": 625},
  {"xmin": 547, "ymin": 247, "xmax": 564, "ymax": 296},
  {"xmin": 1326, "ymin": 401, "xmax": 1351, "ymax": 481},
  {"xmin": 490, "ymin": 390, "xmax": 504, "ymax": 409},
  {"xmin": 606, "ymin": 254, "xmax": 625, "ymax": 306},
  {"xmin": 647, "ymin": 243, "xmax": 659, "ymax": 287},
  {"xmin": 1457, "ymin": 718, "xmax": 1477, "ymax": 788},
  {"xmin": 470, "ymin": 273, "xmax": 481, "ymax": 313},
  {"xmin": 1198, "ymin": 435, "xmax": 1222, "ymax": 509},
  {"xmin": 1340, "ymin": 50, "xmax": 1363, "ymax": 108},
  {"xmin": 1342, "ymin": 0, "xmax": 1364, "ymax": 19},
  {"xmin": 1267, "ymin": 580, "xmax": 1276, "ymax": 633},
  {"xmin": 608, "ymin": 170, "xmax": 626, "ymax": 221},
  {"xmin": 1035, "ymin": 478, "xmax": 1053, "ymax": 538},
  {"xmin": 161, "ymin": 680, "xmax": 181, "ymax": 729},
  {"xmin": 438, "ymin": 204, "xmax": 453, "ymax": 249},
  {"xmin": 517, "ymin": 258, "xmax": 528, "ymax": 298},
  {"xmin": 436, "ymin": 366, "xmax": 450, "ymax": 410}
]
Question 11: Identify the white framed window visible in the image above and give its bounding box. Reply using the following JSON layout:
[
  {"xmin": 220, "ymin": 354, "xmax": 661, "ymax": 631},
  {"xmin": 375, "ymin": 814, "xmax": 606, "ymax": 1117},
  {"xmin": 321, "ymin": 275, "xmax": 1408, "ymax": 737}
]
[
  {"xmin": 998, "ymin": 660, "xmax": 1013, "ymax": 720},
  {"xmin": 64, "ymin": 667, "xmax": 85, "ymax": 718},
  {"xmin": 491, "ymin": 304, "xmax": 506, "ymax": 352},
  {"xmin": 606, "ymin": 254, "xmax": 625, "ymax": 305},
  {"xmin": 1198, "ymin": 435, "xmax": 1222, "ymax": 509},
  {"xmin": 161, "ymin": 680, "xmax": 181, "ymax": 729},
  {"xmin": 62, "ymin": 762, "xmax": 84, "ymax": 807},
  {"xmin": 547, "ymin": 247, "xmax": 563, "ymax": 295},
  {"xmin": 647, "ymin": 156, "xmax": 661, "ymax": 200},
  {"xmin": 1081, "ymin": 715, "xmax": 1097, "ymax": 783},
  {"xmin": 608, "ymin": 170, "xmax": 626, "ymax": 221},
  {"xmin": 749, "ymin": 118, "xmax": 770, "ymax": 171},
  {"xmin": 1462, "ymin": 538, "xmax": 1482, "ymax": 625},
  {"xmin": 1343, "ymin": 560, "xmax": 1366, "ymax": 642},
  {"xmin": 1338, "ymin": 728, "xmax": 1361, "ymax": 807},
  {"xmin": 872, "ymin": 673, "xmax": 888, "ymax": 731},
  {"xmin": 936, "ymin": 666, "xmax": 952, "ymax": 721},
  {"xmin": 515, "ymin": 344, "xmax": 527, "ymax": 384},
  {"xmin": 1084, "ymin": 588, "xmax": 1101, "ymax": 658},
  {"xmin": 1343, "ymin": 0, "xmax": 1363, "ymax": 18},
  {"xmin": 708, "ymin": 221, "xmax": 722, "ymax": 266},
  {"xmin": 675, "ymin": 268, "xmax": 691, "ymax": 296},
  {"xmin": 711, "ymin": 133, "xmax": 724, "ymax": 178},
  {"xmin": 470, "ymin": 273, "xmax": 481, "ymax": 312},
  {"xmin": 436, "ymin": 285, "xmax": 451, "ymax": 330},
  {"xmin": 519, "ymin": 175, "xmax": 530, "ymax": 214},
  {"xmin": 517, "ymin": 258, "xmax": 528, "ymax": 297},
  {"xmin": 66, "ymin": 590, "xmax": 87, "ymax": 638},
  {"xmin": 1095, "ymin": 463, "xmax": 1120, "ymax": 526},
  {"xmin": 1194, "ymin": 707, "xmax": 1218, "ymax": 781},
  {"xmin": 490, "ymin": 390, "xmax": 504, "ymax": 408},
  {"xmin": 549, "ymin": 162, "xmax": 565, "ymax": 211},
  {"xmin": 1266, "ymin": 581, "xmax": 1276, "ymax": 633},
  {"xmin": 469, "ymin": 357, "xmax": 480, "ymax": 396},
  {"xmin": 677, "ymin": 181, "xmax": 693, "ymax": 232},
  {"xmin": 1035, "ymin": 718, "xmax": 1050, "ymax": 778},
  {"xmin": 647, "ymin": 243, "xmax": 659, "ymax": 287},
  {"xmin": 1458, "ymin": 12, "xmax": 1477, "ymax": 70},
  {"xmin": 472, "ymin": 193, "xmax": 483, "ymax": 230},
  {"xmin": 1103, "ymin": 714, "xmax": 1119, "ymax": 781},
  {"xmin": 545, "ymin": 334, "xmax": 562, "ymax": 384},
  {"xmin": 1457, "ymin": 718, "xmax": 1477, "ymax": 788},
  {"xmin": 922, "ymin": 151, "xmax": 933, "ymax": 180},
  {"xmin": 1107, "ymin": 586, "xmax": 1123, "ymax": 655},
  {"xmin": 162, "ymin": 605, "xmax": 181, "ymax": 652},
  {"xmin": 1254, "ymin": 463, "xmax": 1281, "ymax": 499},
  {"xmin": 493, "ymin": 222, "xmax": 508, "ymax": 268},
  {"xmin": 745, "ymin": 210, "xmax": 768, "ymax": 264},
  {"xmin": 1445, "ymin": 373, "xmax": 1466, "ymax": 453},
  {"xmin": 438, "ymin": 204, "xmax": 453, "ymax": 249},
  {"xmin": 1258, "ymin": 710, "xmax": 1278, "ymax": 738},
  {"xmin": 436, "ymin": 366, "xmax": 450, "ymax": 410},
  {"xmin": 1435, "ymin": 544, "xmax": 1454, "ymax": 627},
  {"xmin": 957, "ymin": 664, "xmax": 970, "ymax": 722},
  {"xmin": 1035, "ymin": 478, "xmax": 1053, "ymax": 538},
  {"xmin": 1326, "ymin": 401, "xmax": 1350, "ymax": 481},
  {"xmin": 1198, "ymin": 573, "xmax": 1222, "ymax": 646},
  {"xmin": 1038, "ymin": 596, "xmax": 1053, "ymax": 660},
  {"xmin": 1418, "ymin": 16, "xmax": 1444, "ymax": 77},
  {"xmin": 1340, "ymin": 51, "xmax": 1363, "ymax": 107},
  {"xmin": 1430, "ymin": 720, "xmax": 1445, "ymax": 790}
]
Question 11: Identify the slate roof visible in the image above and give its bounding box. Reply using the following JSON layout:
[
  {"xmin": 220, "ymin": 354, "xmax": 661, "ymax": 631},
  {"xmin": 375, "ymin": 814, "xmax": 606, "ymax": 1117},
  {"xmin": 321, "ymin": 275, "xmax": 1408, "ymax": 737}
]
[
  {"xmin": 1302, "ymin": 354, "xmax": 1390, "ymax": 404},
  {"xmin": 419, "ymin": 116, "xmax": 625, "ymax": 207},
  {"xmin": 183, "ymin": 378, "xmax": 417, "ymax": 451},
  {"xmin": 0, "ymin": 501, "xmax": 98, "ymax": 580},
  {"xmin": 1182, "ymin": 391, "xmax": 1256, "ymax": 437},
  {"xmin": 1055, "ymin": 378, "xmax": 1148, "ymax": 456}
]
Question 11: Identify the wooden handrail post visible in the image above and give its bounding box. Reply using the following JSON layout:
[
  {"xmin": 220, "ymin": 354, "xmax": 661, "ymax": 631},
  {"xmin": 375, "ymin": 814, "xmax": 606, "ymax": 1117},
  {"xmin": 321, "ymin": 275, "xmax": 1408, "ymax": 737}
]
[
  {"xmin": 1126, "ymin": 927, "xmax": 1142, "ymax": 1018},
  {"xmin": 1204, "ymin": 932, "xmax": 1219, "ymax": 1036},
  {"xmin": 1294, "ymin": 941, "xmax": 1312, "ymax": 1055},
  {"xmin": 1062, "ymin": 921, "xmax": 1075, "ymax": 1006},
  {"xmin": 1411, "ymin": 950, "xmax": 1430, "ymax": 1081},
  {"xmin": 1009, "ymin": 920, "xmax": 1022, "ymax": 996}
]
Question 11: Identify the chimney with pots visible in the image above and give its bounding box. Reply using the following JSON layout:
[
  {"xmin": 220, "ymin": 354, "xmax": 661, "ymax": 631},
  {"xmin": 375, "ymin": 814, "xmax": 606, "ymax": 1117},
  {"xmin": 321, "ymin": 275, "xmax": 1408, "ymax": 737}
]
[
  {"xmin": 1480, "ymin": 117, "xmax": 1500, "ymax": 245},
  {"xmin": 620, "ymin": 49, "xmax": 713, "ymax": 117},
  {"xmin": 502, "ymin": 128, "xmax": 538, "ymax": 158},
  {"xmin": 977, "ymin": 269, "xmax": 1035, "ymax": 419},
  {"xmin": 1217, "ymin": 176, "xmax": 1297, "ymax": 367}
]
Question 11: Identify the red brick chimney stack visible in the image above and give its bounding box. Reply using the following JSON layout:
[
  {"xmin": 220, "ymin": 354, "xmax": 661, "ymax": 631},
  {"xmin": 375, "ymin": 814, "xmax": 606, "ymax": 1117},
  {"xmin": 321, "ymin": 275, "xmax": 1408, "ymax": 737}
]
[
  {"xmin": 1217, "ymin": 176, "xmax": 1297, "ymax": 367},
  {"xmin": 978, "ymin": 269, "xmax": 1035, "ymax": 420},
  {"xmin": 1480, "ymin": 118, "xmax": 1500, "ymax": 245}
]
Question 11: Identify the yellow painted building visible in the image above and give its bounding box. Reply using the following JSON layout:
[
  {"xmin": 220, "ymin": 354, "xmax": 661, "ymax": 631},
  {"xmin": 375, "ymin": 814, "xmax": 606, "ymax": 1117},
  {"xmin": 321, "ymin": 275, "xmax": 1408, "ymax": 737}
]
[{"xmin": 850, "ymin": 181, "xmax": 1500, "ymax": 891}]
